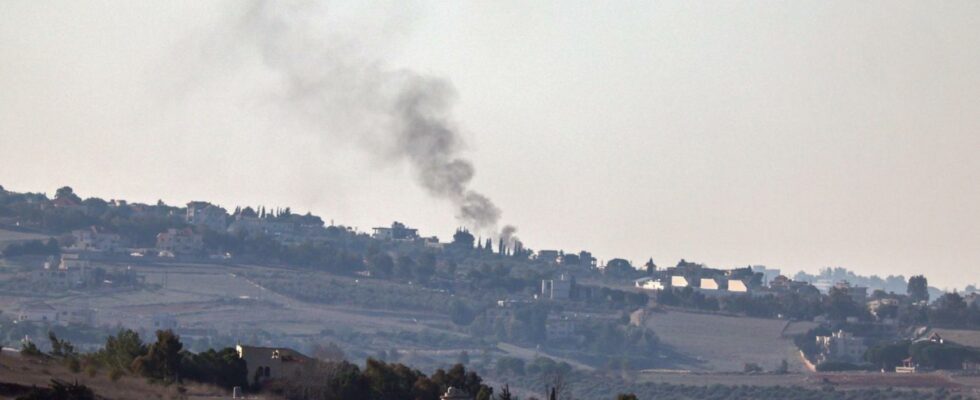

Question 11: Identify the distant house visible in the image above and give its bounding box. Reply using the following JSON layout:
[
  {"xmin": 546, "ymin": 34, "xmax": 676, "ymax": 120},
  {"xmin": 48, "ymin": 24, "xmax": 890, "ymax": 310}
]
[
  {"xmin": 834, "ymin": 281, "xmax": 868, "ymax": 303},
  {"xmin": 896, "ymin": 357, "xmax": 918, "ymax": 374},
  {"xmin": 186, "ymin": 201, "xmax": 228, "ymax": 232},
  {"xmin": 867, "ymin": 298, "xmax": 899, "ymax": 318},
  {"xmin": 70, "ymin": 226, "xmax": 123, "ymax": 252},
  {"xmin": 541, "ymin": 274, "xmax": 572, "ymax": 300},
  {"xmin": 440, "ymin": 387, "xmax": 471, "ymax": 400},
  {"xmin": 48, "ymin": 196, "xmax": 82, "ymax": 209},
  {"xmin": 751, "ymin": 266, "xmax": 781, "ymax": 287},
  {"xmin": 671, "ymin": 276, "xmax": 690, "ymax": 288},
  {"xmin": 486, "ymin": 300, "xmax": 524, "ymax": 320},
  {"xmin": 57, "ymin": 308, "xmax": 96, "ymax": 325},
  {"xmin": 236, "ymin": 344, "xmax": 312, "ymax": 385},
  {"xmin": 33, "ymin": 254, "xmax": 93, "ymax": 287},
  {"xmin": 17, "ymin": 302, "xmax": 58, "ymax": 323},
  {"xmin": 635, "ymin": 277, "xmax": 665, "ymax": 291},
  {"xmin": 156, "ymin": 228, "xmax": 203, "ymax": 255},
  {"xmin": 536, "ymin": 250, "xmax": 560, "ymax": 264},
  {"xmin": 371, "ymin": 221, "xmax": 419, "ymax": 241},
  {"xmin": 728, "ymin": 279, "xmax": 750, "ymax": 293},
  {"xmin": 700, "ymin": 277, "xmax": 723, "ymax": 291},
  {"xmin": 152, "ymin": 314, "xmax": 178, "ymax": 330},
  {"xmin": 815, "ymin": 330, "xmax": 867, "ymax": 364},
  {"xmin": 59, "ymin": 253, "xmax": 93, "ymax": 270},
  {"xmin": 578, "ymin": 251, "xmax": 596, "ymax": 268}
]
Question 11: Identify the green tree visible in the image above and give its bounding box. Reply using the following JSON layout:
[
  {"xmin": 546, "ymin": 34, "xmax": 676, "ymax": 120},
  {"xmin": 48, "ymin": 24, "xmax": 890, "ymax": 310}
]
[
  {"xmin": 132, "ymin": 330, "xmax": 183, "ymax": 383},
  {"xmin": 98, "ymin": 329, "xmax": 146, "ymax": 372},
  {"xmin": 21, "ymin": 340, "xmax": 43, "ymax": 357},
  {"xmin": 55, "ymin": 186, "xmax": 82, "ymax": 203},
  {"xmin": 180, "ymin": 348, "xmax": 247, "ymax": 389},
  {"xmin": 368, "ymin": 253, "xmax": 394, "ymax": 278},
  {"xmin": 908, "ymin": 275, "xmax": 929, "ymax": 303},
  {"xmin": 48, "ymin": 331, "xmax": 76, "ymax": 358}
]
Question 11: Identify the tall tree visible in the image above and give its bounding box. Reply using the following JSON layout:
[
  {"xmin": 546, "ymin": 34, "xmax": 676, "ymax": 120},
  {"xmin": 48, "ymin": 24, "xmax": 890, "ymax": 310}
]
[
  {"xmin": 132, "ymin": 330, "xmax": 183, "ymax": 382},
  {"xmin": 54, "ymin": 186, "xmax": 82, "ymax": 203},
  {"xmin": 497, "ymin": 384, "xmax": 514, "ymax": 400},
  {"xmin": 908, "ymin": 275, "xmax": 930, "ymax": 303}
]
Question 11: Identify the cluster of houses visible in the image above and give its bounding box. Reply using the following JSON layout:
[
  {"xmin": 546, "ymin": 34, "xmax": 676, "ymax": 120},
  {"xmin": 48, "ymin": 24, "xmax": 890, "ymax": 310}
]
[
  {"xmin": 59, "ymin": 201, "xmax": 336, "ymax": 259},
  {"xmin": 12, "ymin": 302, "xmax": 95, "ymax": 326},
  {"xmin": 632, "ymin": 264, "xmax": 783, "ymax": 297},
  {"xmin": 371, "ymin": 221, "xmax": 443, "ymax": 249},
  {"xmin": 814, "ymin": 329, "xmax": 868, "ymax": 365}
]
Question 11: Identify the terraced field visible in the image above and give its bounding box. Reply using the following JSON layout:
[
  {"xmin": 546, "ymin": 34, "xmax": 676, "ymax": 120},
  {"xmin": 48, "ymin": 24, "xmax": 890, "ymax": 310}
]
[
  {"xmin": 644, "ymin": 310, "xmax": 804, "ymax": 372},
  {"xmin": 0, "ymin": 228, "xmax": 49, "ymax": 247}
]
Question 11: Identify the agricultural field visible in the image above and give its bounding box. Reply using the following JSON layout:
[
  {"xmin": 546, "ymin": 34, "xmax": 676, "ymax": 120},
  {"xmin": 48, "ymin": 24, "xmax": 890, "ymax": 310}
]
[
  {"xmin": 643, "ymin": 309, "xmax": 803, "ymax": 372},
  {"xmin": 932, "ymin": 328, "xmax": 980, "ymax": 348},
  {"xmin": 0, "ymin": 228, "xmax": 49, "ymax": 247}
]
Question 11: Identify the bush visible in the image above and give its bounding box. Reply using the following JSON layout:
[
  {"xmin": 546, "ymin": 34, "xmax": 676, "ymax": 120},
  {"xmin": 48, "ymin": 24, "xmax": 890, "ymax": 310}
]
[
  {"xmin": 109, "ymin": 369, "xmax": 124, "ymax": 382},
  {"xmin": 743, "ymin": 363, "xmax": 763, "ymax": 373},
  {"xmin": 815, "ymin": 361, "xmax": 869, "ymax": 372},
  {"xmin": 66, "ymin": 358, "xmax": 81, "ymax": 373},
  {"xmin": 21, "ymin": 341, "xmax": 43, "ymax": 357}
]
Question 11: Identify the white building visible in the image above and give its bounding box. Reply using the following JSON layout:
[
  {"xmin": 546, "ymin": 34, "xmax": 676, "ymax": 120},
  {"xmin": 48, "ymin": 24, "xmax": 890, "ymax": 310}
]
[
  {"xmin": 541, "ymin": 274, "xmax": 572, "ymax": 300},
  {"xmin": 237, "ymin": 345, "xmax": 311, "ymax": 385},
  {"xmin": 635, "ymin": 277, "xmax": 665, "ymax": 291},
  {"xmin": 70, "ymin": 226, "xmax": 123, "ymax": 252},
  {"xmin": 156, "ymin": 228, "xmax": 204, "ymax": 255},
  {"xmin": 815, "ymin": 330, "xmax": 867, "ymax": 364}
]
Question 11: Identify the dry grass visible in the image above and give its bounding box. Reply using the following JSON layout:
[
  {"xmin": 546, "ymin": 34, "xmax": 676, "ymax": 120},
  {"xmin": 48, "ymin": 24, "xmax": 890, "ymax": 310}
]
[
  {"xmin": 932, "ymin": 328, "xmax": 980, "ymax": 348},
  {"xmin": 644, "ymin": 310, "xmax": 802, "ymax": 372},
  {"xmin": 807, "ymin": 371, "xmax": 960, "ymax": 388},
  {"xmin": 0, "ymin": 229, "xmax": 48, "ymax": 246},
  {"xmin": 0, "ymin": 353, "xmax": 236, "ymax": 400}
]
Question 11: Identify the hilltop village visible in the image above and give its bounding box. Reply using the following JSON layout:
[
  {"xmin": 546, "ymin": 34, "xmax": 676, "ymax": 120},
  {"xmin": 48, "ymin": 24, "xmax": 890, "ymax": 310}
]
[{"xmin": 1, "ymin": 185, "xmax": 980, "ymax": 399}]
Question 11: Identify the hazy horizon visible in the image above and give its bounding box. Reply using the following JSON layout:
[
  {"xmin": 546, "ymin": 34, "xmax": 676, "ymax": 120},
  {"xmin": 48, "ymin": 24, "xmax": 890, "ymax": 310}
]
[{"xmin": 2, "ymin": 1, "xmax": 978, "ymax": 290}]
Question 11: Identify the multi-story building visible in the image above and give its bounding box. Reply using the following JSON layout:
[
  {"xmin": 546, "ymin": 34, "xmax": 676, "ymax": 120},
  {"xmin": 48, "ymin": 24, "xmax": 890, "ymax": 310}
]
[
  {"xmin": 70, "ymin": 226, "xmax": 123, "ymax": 252},
  {"xmin": 541, "ymin": 274, "xmax": 572, "ymax": 300},
  {"xmin": 815, "ymin": 330, "xmax": 867, "ymax": 364},
  {"xmin": 156, "ymin": 228, "xmax": 204, "ymax": 256},
  {"xmin": 186, "ymin": 201, "xmax": 228, "ymax": 232},
  {"xmin": 237, "ymin": 345, "xmax": 312, "ymax": 385},
  {"xmin": 371, "ymin": 221, "xmax": 419, "ymax": 241}
]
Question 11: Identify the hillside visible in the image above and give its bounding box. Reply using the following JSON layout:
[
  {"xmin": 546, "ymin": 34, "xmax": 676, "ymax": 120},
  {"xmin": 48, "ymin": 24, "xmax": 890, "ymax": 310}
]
[
  {"xmin": 0, "ymin": 350, "xmax": 235, "ymax": 400},
  {"xmin": 643, "ymin": 310, "xmax": 809, "ymax": 372}
]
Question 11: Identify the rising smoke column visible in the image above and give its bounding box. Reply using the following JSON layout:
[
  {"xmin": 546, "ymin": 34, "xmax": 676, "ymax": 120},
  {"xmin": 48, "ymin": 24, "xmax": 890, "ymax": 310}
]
[{"xmin": 237, "ymin": 1, "xmax": 505, "ymax": 231}]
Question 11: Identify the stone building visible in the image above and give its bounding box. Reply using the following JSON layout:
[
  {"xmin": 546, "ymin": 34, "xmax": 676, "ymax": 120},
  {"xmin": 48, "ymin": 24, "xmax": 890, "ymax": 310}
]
[{"xmin": 236, "ymin": 344, "xmax": 312, "ymax": 385}]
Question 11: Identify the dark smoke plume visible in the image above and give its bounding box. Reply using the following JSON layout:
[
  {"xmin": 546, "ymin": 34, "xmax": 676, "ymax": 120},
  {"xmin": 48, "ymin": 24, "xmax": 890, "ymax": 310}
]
[{"xmin": 236, "ymin": 1, "xmax": 505, "ymax": 231}]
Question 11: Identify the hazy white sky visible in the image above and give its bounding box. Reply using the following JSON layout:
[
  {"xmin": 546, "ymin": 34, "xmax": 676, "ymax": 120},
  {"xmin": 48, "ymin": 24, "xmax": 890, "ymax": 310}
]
[{"xmin": 1, "ymin": 1, "xmax": 978, "ymax": 289}]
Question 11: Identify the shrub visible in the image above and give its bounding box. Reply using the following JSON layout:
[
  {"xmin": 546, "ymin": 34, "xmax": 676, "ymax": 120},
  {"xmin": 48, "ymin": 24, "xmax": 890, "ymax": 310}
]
[
  {"xmin": 67, "ymin": 357, "xmax": 81, "ymax": 373},
  {"xmin": 109, "ymin": 369, "xmax": 124, "ymax": 382}
]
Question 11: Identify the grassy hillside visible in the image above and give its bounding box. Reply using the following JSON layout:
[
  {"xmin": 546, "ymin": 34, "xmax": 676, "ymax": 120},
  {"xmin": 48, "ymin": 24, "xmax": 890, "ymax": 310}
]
[
  {"xmin": 643, "ymin": 310, "xmax": 802, "ymax": 372},
  {"xmin": 0, "ymin": 351, "xmax": 236, "ymax": 400},
  {"xmin": 0, "ymin": 229, "xmax": 48, "ymax": 247}
]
